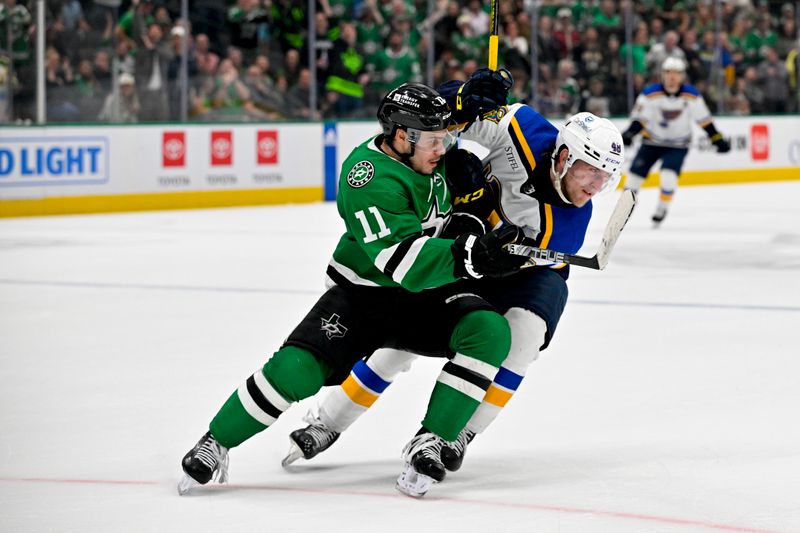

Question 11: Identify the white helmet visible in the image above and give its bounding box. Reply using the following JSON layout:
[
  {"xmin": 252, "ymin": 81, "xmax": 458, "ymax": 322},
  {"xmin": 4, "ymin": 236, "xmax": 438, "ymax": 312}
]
[
  {"xmin": 661, "ymin": 57, "xmax": 686, "ymax": 73},
  {"xmin": 551, "ymin": 112, "xmax": 625, "ymax": 203}
]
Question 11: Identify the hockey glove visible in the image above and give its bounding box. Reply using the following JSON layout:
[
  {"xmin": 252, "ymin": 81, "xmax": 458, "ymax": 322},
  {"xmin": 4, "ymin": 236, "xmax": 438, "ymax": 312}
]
[
  {"xmin": 711, "ymin": 134, "xmax": 731, "ymax": 153},
  {"xmin": 452, "ymin": 225, "xmax": 528, "ymax": 279},
  {"xmin": 455, "ymin": 67, "xmax": 513, "ymax": 120},
  {"xmin": 621, "ymin": 129, "xmax": 636, "ymax": 147},
  {"xmin": 442, "ymin": 212, "xmax": 489, "ymax": 239},
  {"xmin": 444, "ymin": 148, "xmax": 485, "ymax": 196}
]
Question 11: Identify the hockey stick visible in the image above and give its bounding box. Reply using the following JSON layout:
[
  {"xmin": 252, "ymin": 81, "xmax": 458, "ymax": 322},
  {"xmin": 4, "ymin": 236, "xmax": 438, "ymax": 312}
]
[
  {"xmin": 507, "ymin": 189, "xmax": 637, "ymax": 270},
  {"xmin": 488, "ymin": 0, "xmax": 499, "ymax": 70}
]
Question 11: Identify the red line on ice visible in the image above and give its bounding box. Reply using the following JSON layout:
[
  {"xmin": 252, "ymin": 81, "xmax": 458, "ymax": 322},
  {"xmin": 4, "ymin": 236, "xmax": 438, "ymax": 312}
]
[{"xmin": 0, "ymin": 476, "xmax": 781, "ymax": 533}]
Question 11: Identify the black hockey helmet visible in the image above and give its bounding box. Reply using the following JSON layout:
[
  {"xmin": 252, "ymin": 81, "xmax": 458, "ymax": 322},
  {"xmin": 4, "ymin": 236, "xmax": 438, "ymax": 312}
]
[{"xmin": 377, "ymin": 83, "xmax": 452, "ymax": 138}]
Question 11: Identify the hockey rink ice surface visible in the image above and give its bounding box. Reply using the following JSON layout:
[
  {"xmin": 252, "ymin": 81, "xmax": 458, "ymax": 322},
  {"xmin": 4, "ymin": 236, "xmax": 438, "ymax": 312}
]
[{"xmin": 1, "ymin": 181, "xmax": 799, "ymax": 533}]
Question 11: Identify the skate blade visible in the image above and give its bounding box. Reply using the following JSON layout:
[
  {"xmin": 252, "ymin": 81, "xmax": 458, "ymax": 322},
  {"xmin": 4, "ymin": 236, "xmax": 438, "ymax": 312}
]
[
  {"xmin": 281, "ymin": 441, "xmax": 304, "ymax": 468},
  {"xmin": 395, "ymin": 463, "xmax": 437, "ymax": 498},
  {"xmin": 177, "ymin": 474, "xmax": 197, "ymax": 496}
]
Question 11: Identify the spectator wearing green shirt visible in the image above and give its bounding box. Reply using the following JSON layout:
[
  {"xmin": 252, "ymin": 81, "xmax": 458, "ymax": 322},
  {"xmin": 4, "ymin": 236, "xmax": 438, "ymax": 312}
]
[
  {"xmin": 370, "ymin": 29, "xmax": 421, "ymax": 98},
  {"xmin": 620, "ymin": 22, "xmax": 649, "ymax": 77},
  {"xmin": 325, "ymin": 21, "xmax": 370, "ymax": 116},
  {"xmin": 592, "ymin": 0, "xmax": 622, "ymax": 42},
  {"xmin": 744, "ymin": 14, "xmax": 777, "ymax": 65}
]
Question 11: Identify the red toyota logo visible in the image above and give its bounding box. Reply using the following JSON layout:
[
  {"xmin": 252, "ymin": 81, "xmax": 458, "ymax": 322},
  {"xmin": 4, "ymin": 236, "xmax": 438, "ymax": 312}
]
[
  {"xmin": 211, "ymin": 131, "xmax": 233, "ymax": 166},
  {"xmin": 162, "ymin": 132, "xmax": 185, "ymax": 167},
  {"xmin": 751, "ymin": 124, "xmax": 769, "ymax": 161},
  {"xmin": 257, "ymin": 130, "xmax": 278, "ymax": 165}
]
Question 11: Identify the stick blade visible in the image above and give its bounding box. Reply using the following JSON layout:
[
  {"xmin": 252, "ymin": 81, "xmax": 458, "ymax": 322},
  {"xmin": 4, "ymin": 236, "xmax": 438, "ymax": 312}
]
[{"xmin": 595, "ymin": 189, "xmax": 637, "ymax": 270}]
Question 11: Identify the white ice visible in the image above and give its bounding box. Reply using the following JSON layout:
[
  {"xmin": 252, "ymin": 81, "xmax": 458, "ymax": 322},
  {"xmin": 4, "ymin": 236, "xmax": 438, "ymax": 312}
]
[{"xmin": 1, "ymin": 181, "xmax": 799, "ymax": 533}]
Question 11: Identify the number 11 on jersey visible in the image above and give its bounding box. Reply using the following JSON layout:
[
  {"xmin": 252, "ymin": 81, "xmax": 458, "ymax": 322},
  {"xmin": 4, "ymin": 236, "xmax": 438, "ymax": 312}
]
[{"xmin": 355, "ymin": 207, "xmax": 391, "ymax": 243}]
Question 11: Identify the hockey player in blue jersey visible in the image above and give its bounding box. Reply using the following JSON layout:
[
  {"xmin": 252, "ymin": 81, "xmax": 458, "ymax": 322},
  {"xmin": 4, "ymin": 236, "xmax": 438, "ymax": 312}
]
[
  {"xmin": 621, "ymin": 57, "xmax": 730, "ymax": 226},
  {"xmin": 283, "ymin": 68, "xmax": 627, "ymax": 491}
]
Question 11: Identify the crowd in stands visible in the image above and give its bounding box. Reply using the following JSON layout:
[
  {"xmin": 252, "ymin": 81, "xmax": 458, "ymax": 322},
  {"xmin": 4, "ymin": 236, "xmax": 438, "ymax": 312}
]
[{"xmin": 0, "ymin": 0, "xmax": 798, "ymax": 123}]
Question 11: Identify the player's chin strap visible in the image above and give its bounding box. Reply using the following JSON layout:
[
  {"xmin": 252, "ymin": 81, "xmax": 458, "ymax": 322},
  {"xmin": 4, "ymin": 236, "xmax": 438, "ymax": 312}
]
[
  {"xmin": 550, "ymin": 146, "xmax": 573, "ymax": 205},
  {"xmin": 384, "ymin": 128, "xmax": 418, "ymax": 169}
]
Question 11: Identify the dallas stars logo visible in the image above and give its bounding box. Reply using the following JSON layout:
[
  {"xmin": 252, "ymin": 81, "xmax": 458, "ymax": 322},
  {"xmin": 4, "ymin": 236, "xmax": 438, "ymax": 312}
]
[
  {"xmin": 347, "ymin": 161, "xmax": 375, "ymax": 188},
  {"xmin": 321, "ymin": 313, "xmax": 348, "ymax": 339}
]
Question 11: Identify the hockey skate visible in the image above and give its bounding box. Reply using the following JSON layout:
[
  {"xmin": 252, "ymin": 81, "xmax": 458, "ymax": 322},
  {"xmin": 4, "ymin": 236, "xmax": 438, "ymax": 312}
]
[
  {"xmin": 440, "ymin": 427, "xmax": 475, "ymax": 472},
  {"xmin": 177, "ymin": 431, "xmax": 229, "ymax": 495},
  {"xmin": 282, "ymin": 410, "xmax": 341, "ymax": 467},
  {"xmin": 651, "ymin": 204, "xmax": 668, "ymax": 227},
  {"xmin": 396, "ymin": 429, "xmax": 447, "ymax": 498}
]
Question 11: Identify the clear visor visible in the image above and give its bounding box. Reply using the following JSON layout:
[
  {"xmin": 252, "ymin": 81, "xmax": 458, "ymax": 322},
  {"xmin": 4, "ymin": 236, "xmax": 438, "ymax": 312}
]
[
  {"xmin": 407, "ymin": 128, "xmax": 458, "ymax": 153},
  {"xmin": 568, "ymin": 159, "xmax": 616, "ymax": 194}
]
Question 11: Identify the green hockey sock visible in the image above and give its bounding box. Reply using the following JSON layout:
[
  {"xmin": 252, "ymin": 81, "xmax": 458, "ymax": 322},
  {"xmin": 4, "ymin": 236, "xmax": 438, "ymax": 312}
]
[
  {"xmin": 422, "ymin": 310, "xmax": 511, "ymax": 441},
  {"xmin": 209, "ymin": 346, "xmax": 331, "ymax": 448}
]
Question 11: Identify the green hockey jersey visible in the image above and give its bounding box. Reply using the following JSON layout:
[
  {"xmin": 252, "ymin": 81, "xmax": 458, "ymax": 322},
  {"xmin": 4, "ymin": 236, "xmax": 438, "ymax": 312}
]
[{"xmin": 328, "ymin": 136, "xmax": 457, "ymax": 292}]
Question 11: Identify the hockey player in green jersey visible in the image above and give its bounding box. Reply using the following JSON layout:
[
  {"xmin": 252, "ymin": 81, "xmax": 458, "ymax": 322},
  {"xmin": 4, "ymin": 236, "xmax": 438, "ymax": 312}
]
[{"xmin": 178, "ymin": 83, "xmax": 528, "ymax": 498}]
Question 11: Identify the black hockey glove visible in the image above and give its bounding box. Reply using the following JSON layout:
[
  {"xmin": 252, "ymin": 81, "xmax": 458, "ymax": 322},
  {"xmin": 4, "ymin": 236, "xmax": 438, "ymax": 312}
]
[
  {"xmin": 621, "ymin": 129, "xmax": 636, "ymax": 147},
  {"xmin": 444, "ymin": 148, "xmax": 485, "ymax": 196},
  {"xmin": 711, "ymin": 134, "xmax": 731, "ymax": 153},
  {"xmin": 442, "ymin": 212, "xmax": 489, "ymax": 239},
  {"xmin": 452, "ymin": 225, "xmax": 528, "ymax": 279},
  {"xmin": 455, "ymin": 67, "xmax": 513, "ymax": 120}
]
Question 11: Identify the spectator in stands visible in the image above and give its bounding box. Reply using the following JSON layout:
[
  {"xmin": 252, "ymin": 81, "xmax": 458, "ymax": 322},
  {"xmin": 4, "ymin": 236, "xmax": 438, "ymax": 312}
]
[
  {"xmin": 573, "ymin": 26, "xmax": 604, "ymax": 87},
  {"xmin": 646, "ymin": 30, "xmax": 686, "ymax": 81},
  {"xmin": 117, "ymin": 0, "xmax": 154, "ymax": 44},
  {"xmin": 581, "ymin": 76, "xmax": 610, "ymax": 117},
  {"xmin": 553, "ymin": 58, "xmax": 579, "ymax": 117},
  {"xmin": 211, "ymin": 58, "xmax": 252, "ymax": 117},
  {"xmin": 757, "ymin": 46, "xmax": 790, "ymax": 113},
  {"xmin": 45, "ymin": 46, "xmax": 79, "ymax": 122},
  {"xmin": 285, "ymin": 67, "xmax": 314, "ymax": 118},
  {"xmin": 226, "ymin": 0, "xmax": 269, "ymax": 64},
  {"xmin": 93, "ymin": 50, "xmax": 113, "ymax": 95},
  {"xmin": 727, "ymin": 15, "xmax": 751, "ymax": 69},
  {"xmin": 727, "ymin": 77, "xmax": 752, "ymax": 116},
  {"xmin": 620, "ymin": 22, "xmax": 650, "ymax": 79},
  {"xmin": 98, "ymin": 72, "xmax": 140, "ymax": 123},
  {"xmin": 243, "ymin": 62, "xmax": 286, "ymax": 119},
  {"xmin": 679, "ymin": 29, "xmax": 702, "ymax": 82},
  {"xmin": 775, "ymin": 17, "xmax": 797, "ymax": 60},
  {"xmin": 535, "ymin": 15, "xmax": 561, "ymax": 72},
  {"xmin": 74, "ymin": 58, "xmax": 103, "ymax": 120},
  {"xmin": 114, "ymin": 39, "xmax": 135, "ymax": 76},
  {"xmin": 463, "ymin": 0, "xmax": 489, "ymax": 37},
  {"xmin": 741, "ymin": 66, "xmax": 766, "ymax": 114},
  {"xmin": 281, "ymin": 48, "xmax": 302, "ymax": 88},
  {"xmin": 167, "ymin": 26, "xmax": 198, "ymax": 120},
  {"xmin": 554, "ymin": 7, "xmax": 580, "ymax": 61},
  {"xmin": 744, "ymin": 14, "xmax": 777, "ymax": 66},
  {"xmin": 356, "ymin": 0, "xmax": 387, "ymax": 65},
  {"xmin": 134, "ymin": 13, "xmax": 173, "ymax": 121},
  {"xmin": 592, "ymin": 0, "xmax": 622, "ymax": 42},
  {"xmin": 501, "ymin": 18, "xmax": 529, "ymax": 72},
  {"xmin": 325, "ymin": 21, "xmax": 370, "ymax": 117},
  {"xmin": 194, "ymin": 33, "xmax": 220, "ymax": 76},
  {"xmin": 452, "ymin": 13, "xmax": 484, "ymax": 63},
  {"xmin": 371, "ymin": 29, "xmax": 422, "ymax": 97}
]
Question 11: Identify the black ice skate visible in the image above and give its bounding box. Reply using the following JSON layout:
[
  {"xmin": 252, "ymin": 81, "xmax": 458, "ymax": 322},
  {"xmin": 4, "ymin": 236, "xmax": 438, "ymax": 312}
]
[
  {"xmin": 282, "ymin": 411, "xmax": 341, "ymax": 467},
  {"xmin": 652, "ymin": 204, "xmax": 668, "ymax": 227},
  {"xmin": 177, "ymin": 431, "xmax": 229, "ymax": 495},
  {"xmin": 440, "ymin": 427, "xmax": 476, "ymax": 472},
  {"xmin": 396, "ymin": 429, "xmax": 447, "ymax": 498}
]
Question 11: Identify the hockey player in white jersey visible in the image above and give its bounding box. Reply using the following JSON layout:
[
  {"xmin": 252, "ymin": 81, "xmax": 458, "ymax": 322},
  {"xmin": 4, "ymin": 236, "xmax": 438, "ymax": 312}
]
[
  {"xmin": 621, "ymin": 57, "xmax": 730, "ymax": 226},
  {"xmin": 282, "ymin": 68, "xmax": 627, "ymax": 485}
]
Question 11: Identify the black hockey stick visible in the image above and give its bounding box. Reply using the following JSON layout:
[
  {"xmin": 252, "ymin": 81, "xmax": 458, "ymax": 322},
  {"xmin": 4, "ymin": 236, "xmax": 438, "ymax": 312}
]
[{"xmin": 507, "ymin": 189, "xmax": 637, "ymax": 270}]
